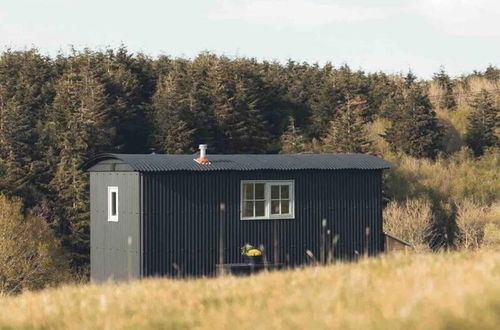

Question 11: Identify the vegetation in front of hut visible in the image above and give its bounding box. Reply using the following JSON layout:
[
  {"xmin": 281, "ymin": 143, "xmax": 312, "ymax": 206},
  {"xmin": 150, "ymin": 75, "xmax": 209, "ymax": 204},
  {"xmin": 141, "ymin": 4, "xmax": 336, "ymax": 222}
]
[{"xmin": 1, "ymin": 250, "xmax": 500, "ymax": 329}]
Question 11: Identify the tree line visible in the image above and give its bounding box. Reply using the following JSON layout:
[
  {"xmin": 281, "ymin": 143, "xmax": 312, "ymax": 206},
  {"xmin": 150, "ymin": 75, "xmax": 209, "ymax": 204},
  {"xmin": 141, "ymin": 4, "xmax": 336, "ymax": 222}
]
[{"xmin": 0, "ymin": 47, "xmax": 498, "ymax": 273}]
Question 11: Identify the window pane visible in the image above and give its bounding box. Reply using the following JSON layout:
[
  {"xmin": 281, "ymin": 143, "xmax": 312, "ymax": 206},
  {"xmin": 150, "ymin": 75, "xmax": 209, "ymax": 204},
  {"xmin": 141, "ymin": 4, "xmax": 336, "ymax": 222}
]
[
  {"xmin": 281, "ymin": 200, "xmax": 290, "ymax": 214},
  {"xmin": 255, "ymin": 201, "xmax": 265, "ymax": 216},
  {"xmin": 243, "ymin": 201, "xmax": 254, "ymax": 217},
  {"xmin": 271, "ymin": 185, "xmax": 280, "ymax": 199},
  {"xmin": 281, "ymin": 185, "xmax": 289, "ymax": 199},
  {"xmin": 271, "ymin": 200, "xmax": 280, "ymax": 214},
  {"xmin": 255, "ymin": 183, "xmax": 265, "ymax": 199},
  {"xmin": 111, "ymin": 191, "xmax": 117, "ymax": 216},
  {"xmin": 243, "ymin": 183, "xmax": 254, "ymax": 200}
]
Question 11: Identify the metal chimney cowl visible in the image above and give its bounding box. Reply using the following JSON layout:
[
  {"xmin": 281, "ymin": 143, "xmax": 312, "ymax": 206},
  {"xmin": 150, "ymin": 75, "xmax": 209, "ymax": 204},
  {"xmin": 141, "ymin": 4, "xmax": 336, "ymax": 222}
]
[{"xmin": 195, "ymin": 144, "xmax": 210, "ymax": 164}]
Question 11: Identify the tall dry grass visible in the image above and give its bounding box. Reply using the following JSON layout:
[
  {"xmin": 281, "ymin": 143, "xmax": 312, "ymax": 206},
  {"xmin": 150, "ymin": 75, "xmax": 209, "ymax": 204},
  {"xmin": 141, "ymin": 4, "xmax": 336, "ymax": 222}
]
[{"xmin": 0, "ymin": 251, "xmax": 499, "ymax": 330}]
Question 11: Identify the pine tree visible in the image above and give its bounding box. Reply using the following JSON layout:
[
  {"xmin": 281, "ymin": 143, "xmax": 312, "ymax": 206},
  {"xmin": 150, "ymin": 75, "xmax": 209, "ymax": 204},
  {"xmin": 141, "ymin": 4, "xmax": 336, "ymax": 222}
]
[
  {"xmin": 484, "ymin": 65, "xmax": 500, "ymax": 81},
  {"xmin": 49, "ymin": 65, "xmax": 113, "ymax": 268},
  {"xmin": 321, "ymin": 95, "xmax": 372, "ymax": 153},
  {"xmin": 309, "ymin": 67, "xmax": 340, "ymax": 136},
  {"xmin": 103, "ymin": 47, "xmax": 156, "ymax": 153},
  {"xmin": 367, "ymin": 72, "xmax": 399, "ymax": 119},
  {"xmin": 152, "ymin": 61, "xmax": 197, "ymax": 154},
  {"xmin": 384, "ymin": 84, "xmax": 444, "ymax": 159},
  {"xmin": 225, "ymin": 75, "xmax": 272, "ymax": 153},
  {"xmin": 433, "ymin": 66, "xmax": 456, "ymax": 110},
  {"xmin": 0, "ymin": 50, "xmax": 55, "ymax": 205},
  {"xmin": 208, "ymin": 57, "xmax": 234, "ymax": 152},
  {"xmin": 404, "ymin": 70, "xmax": 417, "ymax": 88},
  {"xmin": 187, "ymin": 53, "xmax": 219, "ymax": 149},
  {"xmin": 0, "ymin": 100, "xmax": 37, "ymax": 196},
  {"xmin": 210, "ymin": 58, "xmax": 273, "ymax": 153},
  {"xmin": 281, "ymin": 117, "xmax": 309, "ymax": 153},
  {"xmin": 465, "ymin": 90, "xmax": 499, "ymax": 156}
]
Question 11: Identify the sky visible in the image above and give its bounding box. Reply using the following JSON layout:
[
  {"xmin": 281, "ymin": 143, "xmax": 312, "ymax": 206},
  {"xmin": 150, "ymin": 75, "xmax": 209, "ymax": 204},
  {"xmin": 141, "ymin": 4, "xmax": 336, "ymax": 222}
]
[{"xmin": 0, "ymin": 0, "xmax": 499, "ymax": 78}]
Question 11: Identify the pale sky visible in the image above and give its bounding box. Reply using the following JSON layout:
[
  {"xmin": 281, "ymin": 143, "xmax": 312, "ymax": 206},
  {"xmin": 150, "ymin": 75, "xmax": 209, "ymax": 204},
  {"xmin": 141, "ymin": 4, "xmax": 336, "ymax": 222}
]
[{"xmin": 1, "ymin": 0, "xmax": 499, "ymax": 78}]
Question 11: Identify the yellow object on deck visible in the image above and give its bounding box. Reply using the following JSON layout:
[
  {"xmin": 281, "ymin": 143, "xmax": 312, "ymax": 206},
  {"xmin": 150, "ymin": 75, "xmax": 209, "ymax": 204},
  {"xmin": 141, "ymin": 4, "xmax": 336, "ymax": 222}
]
[{"xmin": 247, "ymin": 249, "xmax": 262, "ymax": 256}]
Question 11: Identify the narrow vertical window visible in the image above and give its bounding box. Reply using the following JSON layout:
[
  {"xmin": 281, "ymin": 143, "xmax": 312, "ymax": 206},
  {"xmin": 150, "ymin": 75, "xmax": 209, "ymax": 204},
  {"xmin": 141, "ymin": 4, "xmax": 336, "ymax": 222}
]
[
  {"xmin": 108, "ymin": 186, "xmax": 119, "ymax": 222},
  {"xmin": 111, "ymin": 191, "xmax": 117, "ymax": 216}
]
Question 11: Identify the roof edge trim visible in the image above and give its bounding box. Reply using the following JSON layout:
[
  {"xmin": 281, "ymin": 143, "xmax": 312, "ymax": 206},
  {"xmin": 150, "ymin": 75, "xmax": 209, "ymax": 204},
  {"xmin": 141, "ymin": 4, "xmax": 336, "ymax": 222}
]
[
  {"xmin": 82, "ymin": 153, "xmax": 127, "ymax": 171},
  {"xmin": 85, "ymin": 153, "xmax": 394, "ymax": 172}
]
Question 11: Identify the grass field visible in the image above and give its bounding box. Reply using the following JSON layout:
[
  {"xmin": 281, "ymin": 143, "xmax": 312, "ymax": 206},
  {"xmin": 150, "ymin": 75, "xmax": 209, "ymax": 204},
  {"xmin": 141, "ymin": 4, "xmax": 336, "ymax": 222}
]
[{"xmin": 1, "ymin": 251, "xmax": 500, "ymax": 330}]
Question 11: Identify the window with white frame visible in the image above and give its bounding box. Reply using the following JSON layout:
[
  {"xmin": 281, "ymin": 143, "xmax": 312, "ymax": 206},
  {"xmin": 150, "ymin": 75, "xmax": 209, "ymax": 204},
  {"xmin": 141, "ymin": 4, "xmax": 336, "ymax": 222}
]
[
  {"xmin": 241, "ymin": 181, "xmax": 294, "ymax": 220},
  {"xmin": 107, "ymin": 186, "xmax": 119, "ymax": 222}
]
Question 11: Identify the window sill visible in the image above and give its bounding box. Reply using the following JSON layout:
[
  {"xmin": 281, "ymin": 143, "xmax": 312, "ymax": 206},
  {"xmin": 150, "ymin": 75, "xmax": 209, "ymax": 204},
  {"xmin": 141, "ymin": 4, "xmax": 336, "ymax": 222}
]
[{"xmin": 240, "ymin": 216, "xmax": 295, "ymax": 221}]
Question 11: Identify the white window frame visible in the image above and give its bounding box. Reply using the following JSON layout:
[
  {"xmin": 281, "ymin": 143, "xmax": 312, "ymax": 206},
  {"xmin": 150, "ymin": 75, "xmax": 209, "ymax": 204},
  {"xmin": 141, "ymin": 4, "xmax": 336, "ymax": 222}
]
[
  {"xmin": 240, "ymin": 180, "xmax": 295, "ymax": 220},
  {"xmin": 107, "ymin": 186, "xmax": 119, "ymax": 222}
]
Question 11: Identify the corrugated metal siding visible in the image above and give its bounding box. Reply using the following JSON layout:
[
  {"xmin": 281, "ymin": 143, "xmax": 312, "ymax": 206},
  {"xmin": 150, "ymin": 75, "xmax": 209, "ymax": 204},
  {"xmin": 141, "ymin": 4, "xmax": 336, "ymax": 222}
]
[
  {"xmin": 90, "ymin": 172, "xmax": 141, "ymax": 282},
  {"xmin": 141, "ymin": 170, "xmax": 384, "ymax": 277},
  {"xmin": 86, "ymin": 153, "xmax": 393, "ymax": 172}
]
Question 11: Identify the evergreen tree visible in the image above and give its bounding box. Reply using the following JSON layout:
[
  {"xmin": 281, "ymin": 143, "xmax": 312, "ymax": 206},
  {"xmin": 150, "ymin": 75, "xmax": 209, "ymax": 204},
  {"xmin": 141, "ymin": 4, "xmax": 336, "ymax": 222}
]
[
  {"xmin": 404, "ymin": 70, "xmax": 417, "ymax": 88},
  {"xmin": 433, "ymin": 66, "xmax": 456, "ymax": 110},
  {"xmin": 49, "ymin": 66, "xmax": 112, "ymax": 268},
  {"xmin": 281, "ymin": 117, "xmax": 309, "ymax": 153},
  {"xmin": 187, "ymin": 53, "xmax": 219, "ymax": 149},
  {"xmin": 223, "ymin": 75, "xmax": 272, "ymax": 153},
  {"xmin": 384, "ymin": 84, "xmax": 444, "ymax": 159},
  {"xmin": 483, "ymin": 65, "xmax": 500, "ymax": 81},
  {"xmin": 367, "ymin": 72, "xmax": 399, "ymax": 119},
  {"xmin": 309, "ymin": 65, "xmax": 373, "ymax": 136},
  {"xmin": 152, "ymin": 60, "xmax": 197, "ymax": 153},
  {"xmin": 0, "ymin": 50, "xmax": 55, "ymax": 205},
  {"xmin": 210, "ymin": 58, "xmax": 273, "ymax": 153},
  {"xmin": 321, "ymin": 95, "xmax": 372, "ymax": 153},
  {"xmin": 0, "ymin": 100, "xmax": 37, "ymax": 196},
  {"xmin": 308, "ymin": 65, "xmax": 339, "ymax": 136},
  {"xmin": 465, "ymin": 90, "xmax": 499, "ymax": 156},
  {"xmin": 103, "ymin": 47, "xmax": 156, "ymax": 153}
]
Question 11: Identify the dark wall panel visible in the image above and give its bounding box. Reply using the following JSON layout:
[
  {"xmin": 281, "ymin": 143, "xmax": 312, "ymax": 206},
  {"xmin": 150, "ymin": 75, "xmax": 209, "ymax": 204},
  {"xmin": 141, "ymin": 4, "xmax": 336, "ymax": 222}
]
[
  {"xmin": 141, "ymin": 170, "xmax": 383, "ymax": 277},
  {"xmin": 90, "ymin": 172, "xmax": 141, "ymax": 282}
]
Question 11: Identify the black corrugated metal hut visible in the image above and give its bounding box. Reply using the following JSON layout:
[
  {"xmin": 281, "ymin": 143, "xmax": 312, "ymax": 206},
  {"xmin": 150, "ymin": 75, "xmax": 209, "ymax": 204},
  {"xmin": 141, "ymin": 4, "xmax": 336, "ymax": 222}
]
[{"xmin": 86, "ymin": 149, "xmax": 393, "ymax": 281}]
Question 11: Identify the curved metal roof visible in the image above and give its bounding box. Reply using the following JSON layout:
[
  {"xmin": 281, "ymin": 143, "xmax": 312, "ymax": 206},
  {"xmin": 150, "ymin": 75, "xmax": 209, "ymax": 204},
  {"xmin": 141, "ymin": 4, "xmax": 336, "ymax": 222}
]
[{"xmin": 86, "ymin": 153, "xmax": 393, "ymax": 172}]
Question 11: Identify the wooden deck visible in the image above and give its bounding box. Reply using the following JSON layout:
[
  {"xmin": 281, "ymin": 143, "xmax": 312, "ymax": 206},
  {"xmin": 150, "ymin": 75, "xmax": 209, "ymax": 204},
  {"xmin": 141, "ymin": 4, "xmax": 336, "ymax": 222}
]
[{"xmin": 216, "ymin": 263, "xmax": 284, "ymax": 276}]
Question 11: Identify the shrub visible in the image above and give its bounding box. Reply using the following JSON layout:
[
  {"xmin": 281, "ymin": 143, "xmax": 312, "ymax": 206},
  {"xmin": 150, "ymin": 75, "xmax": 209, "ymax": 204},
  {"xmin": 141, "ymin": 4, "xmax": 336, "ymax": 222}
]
[
  {"xmin": 383, "ymin": 199, "xmax": 433, "ymax": 252},
  {"xmin": 0, "ymin": 195, "xmax": 70, "ymax": 295},
  {"xmin": 434, "ymin": 109, "xmax": 463, "ymax": 154},
  {"xmin": 365, "ymin": 118, "xmax": 391, "ymax": 156},
  {"xmin": 385, "ymin": 148, "xmax": 499, "ymax": 205},
  {"xmin": 455, "ymin": 200, "xmax": 491, "ymax": 250}
]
